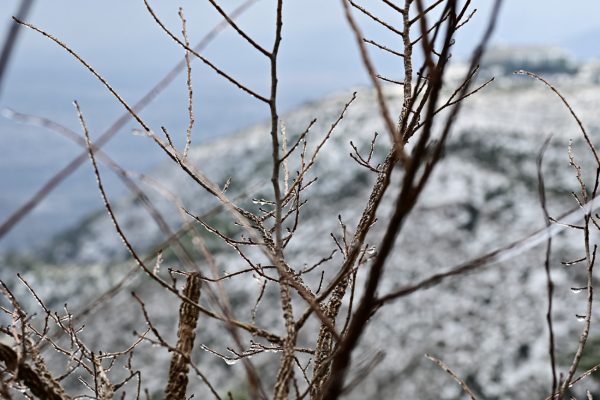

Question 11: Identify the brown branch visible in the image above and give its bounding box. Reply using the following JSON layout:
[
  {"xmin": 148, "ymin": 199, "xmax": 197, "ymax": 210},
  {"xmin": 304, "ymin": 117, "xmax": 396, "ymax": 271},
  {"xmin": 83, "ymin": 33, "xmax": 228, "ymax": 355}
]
[
  {"xmin": 266, "ymin": 1, "xmax": 300, "ymax": 397},
  {"xmin": 179, "ymin": 8, "xmax": 195, "ymax": 160},
  {"xmin": 340, "ymin": 0, "xmax": 408, "ymax": 162},
  {"xmin": 410, "ymin": 4, "xmax": 451, "ymax": 46},
  {"xmin": 76, "ymin": 101, "xmax": 282, "ymax": 347},
  {"xmin": 515, "ymin": 70, "xmax": 600, "ymax": 167},
  {"xmin": 132, "ymin": 293, "xmax": 223, "ymax": 399},
  {"xmin": 205, "ymin": 0, "xmax": 270, "ymax": 57},
  {"xmin": 165, "ymin": 273, "xmax": 202, "ymax": 400},
  {"xmin": 0, "ymin": 343, "xmax": 70, "ymax": 400},
  {"xmin": 3, "ymin": 108, "xmax": 200, "ymax": 271},
  {"xmin": 143, "ymin": 0, "xmax": 268, "ymax": 103},
  {"xmin": 561, "ymin": 246, "xmax": 597, "ymax": 398},
  {"xmin": 283, "ymin": 92, "xmax": 357, "ymax": 203},
  {"xmin": 376, "ymin": 74, "xmax": 404, "ymax": 85},
  {"xmin": 376, "ymin": 193, "xmax": 600, "ymax": 307},
  {"xmin": 398, "ymin": 0, "xmax": 414, "ymax": 140},
  {"xmin": 515, "ymin": 70, "xmax": 600, "ymax": 397},
  {"xmin": 408, "ymin": 0, "xmax": 445, "ymax": 25},
  {"xmin": 380, "ymin": 0, "xmax": 405, "ymax": 14},
  {"xmin": 349, "ymin": 0, "xmax": 404, "ymax": 37},
  {"xmin": 320, "ymin": 3, "xmax": 502, "ymax": 396},
  {"xmin": 560, "ymin": 180, "xmax": 600, "ymax": 397},
  {"xmin": 295, "ymin": 151, "xmax": 395, "ymax": 331},
  {"xmin": 280, "ymin": 118, "xmax": 317, "ymax": 162},
  {"xmin": 363, "ymin": 38, "xmax": 404, "ymax": 58},
  {"xmin": 15, "ymin": 18, "xmax": 155, "ymax": 131}
]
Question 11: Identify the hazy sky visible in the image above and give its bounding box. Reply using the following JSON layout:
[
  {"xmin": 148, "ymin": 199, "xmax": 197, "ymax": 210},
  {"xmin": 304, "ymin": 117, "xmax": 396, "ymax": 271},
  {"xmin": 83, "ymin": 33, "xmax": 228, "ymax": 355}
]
[
  {"xmin": 1, "ymin": 0, "xmax": 600, "ymax": 251},
  {"xmin": 1, "ymin": 0, "xmax": 599, "ymax": 124},
  {"xmin": 3, "ymin": 0, "xmax": 600, "ymax": 148},
  {"xmin": 3, "ymin": 0, "xmax": 600, "ymax": 111}
]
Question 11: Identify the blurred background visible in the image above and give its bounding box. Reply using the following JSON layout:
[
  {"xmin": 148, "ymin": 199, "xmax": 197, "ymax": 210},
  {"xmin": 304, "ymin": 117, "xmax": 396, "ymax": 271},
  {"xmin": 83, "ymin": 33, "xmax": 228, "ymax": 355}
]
[{"xmin": 1, "ymin": 0, "xmax": 600, "ymax": 253}]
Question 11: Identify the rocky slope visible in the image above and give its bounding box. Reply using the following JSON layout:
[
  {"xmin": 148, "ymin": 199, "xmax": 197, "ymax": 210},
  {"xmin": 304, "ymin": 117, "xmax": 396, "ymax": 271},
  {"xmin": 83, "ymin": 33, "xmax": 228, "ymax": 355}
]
[{"xmin": 4, "ymin": 70, "xmax": 600, "ymax": 398}]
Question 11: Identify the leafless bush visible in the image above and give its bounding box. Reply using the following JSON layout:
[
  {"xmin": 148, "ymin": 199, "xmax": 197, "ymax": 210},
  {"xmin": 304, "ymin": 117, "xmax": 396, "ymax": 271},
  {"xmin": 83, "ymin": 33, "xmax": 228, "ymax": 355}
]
[{"xmin": 3, "ymin": 1, "xmax": 600, "ymax": 399}]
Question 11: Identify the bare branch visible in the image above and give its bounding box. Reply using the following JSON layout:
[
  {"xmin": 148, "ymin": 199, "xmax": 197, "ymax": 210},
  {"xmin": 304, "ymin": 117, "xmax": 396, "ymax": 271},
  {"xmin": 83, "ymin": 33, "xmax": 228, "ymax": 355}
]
[
  {"xmin": 0, "ymin": 343, "xmax": 70, "ymax": 400},
  {"xmin": 363, "ymin": 38, "xmax": 404, "ymax": 58},
  {"xmin": 425, "ymin": 354, "xmax": 477, "ymax": 400},
  {"xmin": 409, "ymin": 0, "xmax": 445, "ymax": 26},
  {"xmin": 143, "ymin": 0, "xmax": 268, "ymax": 103},
  {"xmin": 179, "ymin": 7, "xmax": 195, "ymax": 160},
  {"xmin": 349, "ymin": 1, "xmax": 404, "ymax": 37},
  {"xmin": 164, "ymin": 273, "xmax": 202, "ymax": 400},
  {"xmin": 515, "ymin": 70, "xmax": 600, "ymax": 167},
  {"xmin": 205, "ymin": 0, "xmax": 270, "ymax": 57},
  {"xmin": 340, "ymin": 0, "xmax": 408, "ymax": 162}
]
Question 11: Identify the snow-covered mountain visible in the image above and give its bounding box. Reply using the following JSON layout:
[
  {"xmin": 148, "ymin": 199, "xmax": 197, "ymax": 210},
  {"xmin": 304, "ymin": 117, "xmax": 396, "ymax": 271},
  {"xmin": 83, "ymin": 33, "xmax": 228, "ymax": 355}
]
[{"xmin": 4, "ymin": 69, "xmax": 600, "ymax": 398}]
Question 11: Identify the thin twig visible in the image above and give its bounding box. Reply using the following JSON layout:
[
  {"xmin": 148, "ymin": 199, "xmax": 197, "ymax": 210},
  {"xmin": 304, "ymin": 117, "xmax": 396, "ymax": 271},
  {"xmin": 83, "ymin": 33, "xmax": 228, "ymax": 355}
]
[
  {"xmin": 515, "ymin": 70, "xmax": 600, "ymax": 167},
  {"xmin": 0, "ymin": 0, "xmax": 34, "ymax": 97},
  {"xmin": 376, "ymin": 194, "xmax": 600, "ymax": 306},
  {"xmin": 537, "ymin": 135, "xmax": 558, "ymax": 394},
  {"xmin": 179, "ymin": 7, "xmax": 195, "ymax": 160},
  {"xmin": 425, "ymin": 354, "xmax": 477, "ymax": 400},
  {"xmin": 143, "ymin": 0, "xmax": 268, "ymax": 103},
  {"xmin": 340, "ymin": 0, "xmax": 408, "ymax": 163}
]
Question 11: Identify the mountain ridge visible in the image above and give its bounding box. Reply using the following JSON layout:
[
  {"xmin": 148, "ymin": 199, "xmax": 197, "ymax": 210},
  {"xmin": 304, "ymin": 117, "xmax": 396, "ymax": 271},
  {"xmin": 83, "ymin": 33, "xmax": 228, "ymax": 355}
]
[{"xmin": 4, "ymin": 72, "xmax": 600, "ymax": 397}]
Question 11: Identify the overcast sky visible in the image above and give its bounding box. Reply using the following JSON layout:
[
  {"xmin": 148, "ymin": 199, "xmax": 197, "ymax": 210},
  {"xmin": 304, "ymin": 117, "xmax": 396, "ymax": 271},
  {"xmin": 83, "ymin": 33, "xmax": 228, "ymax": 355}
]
[{"xmin": 3, "ymin": 0, "xmax": 600, "ymax": 114}]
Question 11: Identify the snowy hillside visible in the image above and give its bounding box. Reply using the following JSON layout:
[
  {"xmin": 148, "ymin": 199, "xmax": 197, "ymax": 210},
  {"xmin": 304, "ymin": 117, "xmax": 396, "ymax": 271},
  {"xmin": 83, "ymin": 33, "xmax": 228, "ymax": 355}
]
[{"xmin": 4, "ymin": 70, "xmax": 600, "ymax": 398}]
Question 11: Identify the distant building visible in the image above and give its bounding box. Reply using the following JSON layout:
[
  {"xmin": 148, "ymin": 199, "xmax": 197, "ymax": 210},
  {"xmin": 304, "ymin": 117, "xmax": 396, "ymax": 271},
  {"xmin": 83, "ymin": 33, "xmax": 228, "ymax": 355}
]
[{"xmin": 481, "ymin": 45, "xmax": 578, "ymax": 76}]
